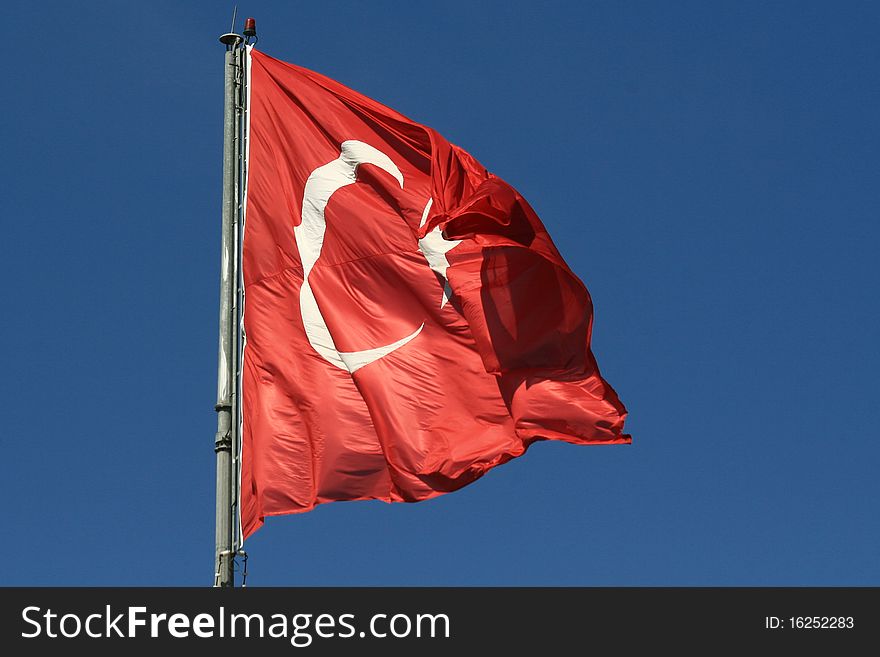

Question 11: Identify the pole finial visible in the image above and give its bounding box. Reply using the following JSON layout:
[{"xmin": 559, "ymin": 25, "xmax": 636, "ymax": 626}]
[
  {"xmin": 219, "ymin": 5, "xmax": 243, "ymax": 49},
  {"xmin": 219, "ymin": 32, "xmax": 243, "ymax": 47}
]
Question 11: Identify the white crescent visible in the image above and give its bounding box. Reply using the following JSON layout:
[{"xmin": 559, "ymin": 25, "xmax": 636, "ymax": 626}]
[{"xmin": 297, "ymin": 140, "xmax": 424, "ymax": 373}]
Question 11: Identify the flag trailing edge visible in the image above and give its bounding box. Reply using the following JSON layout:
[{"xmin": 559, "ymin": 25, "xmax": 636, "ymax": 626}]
[{"xmin": 237, "ymin": 46, "xmax": 630, "ymax": 541}]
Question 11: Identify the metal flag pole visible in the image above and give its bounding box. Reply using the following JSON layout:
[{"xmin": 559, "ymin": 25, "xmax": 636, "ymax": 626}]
[{"xmin": 215, "ymin": 19, "xmax": 244, "ymax": 588}]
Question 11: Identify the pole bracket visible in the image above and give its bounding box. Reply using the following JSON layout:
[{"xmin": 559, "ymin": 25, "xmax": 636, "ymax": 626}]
[{"xmin": 214, "ymin": 431, "xmax": 233, "ymax": 453}]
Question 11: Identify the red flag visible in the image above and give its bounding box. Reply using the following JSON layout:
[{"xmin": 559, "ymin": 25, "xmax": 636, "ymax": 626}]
[{"xmin": 240, "ymin": 48, "xmax": 629, "ymax": 538}]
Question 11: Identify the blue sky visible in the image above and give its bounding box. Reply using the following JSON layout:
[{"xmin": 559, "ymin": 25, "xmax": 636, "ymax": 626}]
[{"xmin": 2, "ymin": 1, "xmax": 878, "ymax": 585}]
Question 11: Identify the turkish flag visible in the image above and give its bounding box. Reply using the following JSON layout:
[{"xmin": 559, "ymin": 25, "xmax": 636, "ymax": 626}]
[{"xmin": 240, "ymin": 47, "xmax": 629, "ymax": 538}]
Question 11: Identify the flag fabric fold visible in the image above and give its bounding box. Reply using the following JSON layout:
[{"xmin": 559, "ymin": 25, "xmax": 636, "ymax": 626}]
[{"xmin": 240, "ymin": 48, "xmax": 629, "ymax": 539}]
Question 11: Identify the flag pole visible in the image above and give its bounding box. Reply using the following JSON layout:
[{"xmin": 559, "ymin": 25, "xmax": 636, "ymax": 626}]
[{"xmin": 215, "ymin": 25, "xmax": 244, "ymax": 588}]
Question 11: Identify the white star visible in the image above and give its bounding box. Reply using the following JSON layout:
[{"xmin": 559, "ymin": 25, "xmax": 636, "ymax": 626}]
[{"xmin": 417, "ymin": 198, "xmax": 461, "ymax": 308}]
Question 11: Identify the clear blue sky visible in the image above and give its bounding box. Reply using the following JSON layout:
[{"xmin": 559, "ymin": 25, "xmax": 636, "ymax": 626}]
[{"xmin": 3, "ymin": 1, "xmax": 878, "ymax": 585}]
